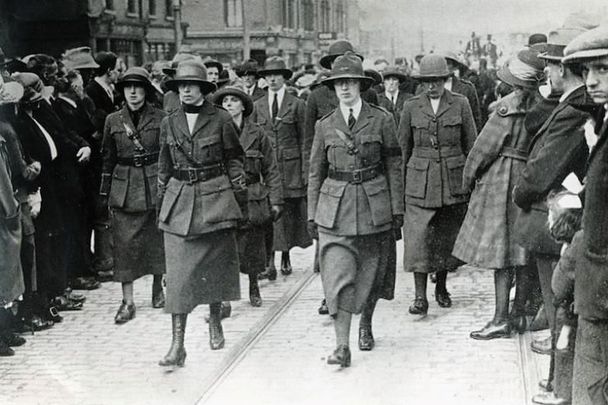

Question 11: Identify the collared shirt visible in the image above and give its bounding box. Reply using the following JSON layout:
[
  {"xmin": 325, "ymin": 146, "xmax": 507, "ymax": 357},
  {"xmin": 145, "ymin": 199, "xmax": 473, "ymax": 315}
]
[
  {"xmin": 339, "ymin": 98, "xmax": 362, "ymax": 124},
  {"xmin": 32, "ymin": 117, "xmax": 58, "ymax": 160},
  {"xmin": 58, "ymin": 95, "xmax": 77, "ymax": 109},
  {"xmin": 246, "ymin": 84, "xmax": 256, "ymax": 96},
  {"xmin": 268, "ymin": 86, "xmax": 285, "ymax": 117},
  {"xmin": 430, "ymin": 97, "xmax": 440, "ymax": 114},
  {"xmin": 94, "ymin": 76, "xmax": 114, "ymax": 102},
  {"xmin": 559, "ymin": 84, "xmax": 585, "ymax": 103},
  {"xmin": 444, "ymin": 77, "xmax": 453, "ymax": 92},
  {"xmin": 385, "ymin": 90, "xmax": 399, "ymax": 105}
]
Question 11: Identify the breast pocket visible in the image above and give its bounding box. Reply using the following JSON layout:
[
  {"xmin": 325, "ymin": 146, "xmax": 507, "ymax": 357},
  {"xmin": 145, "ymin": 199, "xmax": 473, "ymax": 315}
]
[
  {"xmin": 359, "ymin": 133, "xmax": 382, "ymax": 160},
  {"xmin": 197, "ymin": 136, "xmax": 223, "ymax": 163},
  {"xmin": 442, "ymin": 115, "xmax": 463, "ymax": 141},
  {"xmin": 362, "ymin": 176, "xmax": 393, "ymax": 226},
  {"xmin": 109, "ymin": 165, "xmax": 130, "ymax": 208},
  {"xmin": 446, "ymin": 155, "xmax": 467, "ymax": 196},
  {"xmin": 314, "ymin": 178, "xmax": 346, "ymax": 229},
  {"xmin": 405, "ymin": 158, "xmax": 429, "ymax": 199}
]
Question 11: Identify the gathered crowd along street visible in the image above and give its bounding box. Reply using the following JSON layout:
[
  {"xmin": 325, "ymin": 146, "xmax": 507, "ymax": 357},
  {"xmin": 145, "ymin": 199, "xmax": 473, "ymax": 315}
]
[{"xmin": 1, "ymin": 1, "xmax": 608, "ymax": 404}]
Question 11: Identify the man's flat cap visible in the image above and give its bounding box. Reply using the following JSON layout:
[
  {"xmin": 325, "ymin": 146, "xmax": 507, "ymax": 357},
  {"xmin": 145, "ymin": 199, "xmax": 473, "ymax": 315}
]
[{"xmin": 563, "ymin": 25, "xmax": 608, "ymax": 63}]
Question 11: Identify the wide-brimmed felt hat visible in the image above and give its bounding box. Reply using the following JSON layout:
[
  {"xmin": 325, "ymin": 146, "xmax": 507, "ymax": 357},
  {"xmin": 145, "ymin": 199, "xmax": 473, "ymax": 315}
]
[
  {"xmin": 258, "ymin": 56, "xmax": 293, "ymax": 80},
  {"xmin": 319, "ymin": 40, "xmax": 364, "ymax": 69},
  {"xmin": 165, "ymin": 60, "xmax": 217, "ymax": 94},
  {"xmin": 216, "ymin": 69, "xmax": 231, "ymax": 88},
  {"xmin": 412, "ymin": 54, "xmax": 451, "ymax": 81},
  {"xmin": 539, "ymin": 27, "xmax": 590, "ymax": 62},
  {"xmin": 162, "ymin": 53, "xmax": 198, "ymax": 76},
  {"xmin": 62, "ymin": 46, "xmax": 99, "ymax": 70},
  {"xmin": 116, "ymin": 66, "xmax": 155, "ymax": 94},
  {"xmin": 211, "ymin": 84, "xmax": 254, "ymax": 118},
  {"xmin": 563, "ymin": 25, "xmax": 608, "ymax": 64},
  {"xmin": 203, "ymin": 57, "xmax": 223, "ymax": 73},
  {"xmin": 497, "ymin": 49, "xmax": 544, "ymax": 89},
  {"xmin": 0, "ymin": 78, "xmax": 24, "ymax": 105},
  {"xmin": 381, "ymin": 66, "xmax": 407, "ymax": 82},
  {"xmin": 12, "ymin": 72, "xmax": 44, "ymax": 104},
  {"xmin": 237, "ymin": 59, "xmax": 260, "ymax": 78},
  {"xmin": 322, "ymin": 52, "xmax": 374, "ymax": 91},
  {"xmin": 364, "ymin": 69, "xmax": 382, "ymax": 85}
]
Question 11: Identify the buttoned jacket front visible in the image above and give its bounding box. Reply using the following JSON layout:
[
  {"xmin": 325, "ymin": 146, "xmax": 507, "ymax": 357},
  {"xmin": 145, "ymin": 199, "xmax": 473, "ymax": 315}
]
[
  {"xmin": 157, "ymin": 102, "xmax": 246, "ymax": 236},
  {"xmin": 101, "ymin": 103, "xmax": 166, "ymax": 212},
  {"xmin": 251, "ymin": 91, "xmax": 309, "ymax": 198},
  {"xmin": 398, "ymin": 90, "xmax": 477, "ymax": 208},
  {"xmin": 308, "ymin": 101, "xmax": 404, "ymax": 236}
]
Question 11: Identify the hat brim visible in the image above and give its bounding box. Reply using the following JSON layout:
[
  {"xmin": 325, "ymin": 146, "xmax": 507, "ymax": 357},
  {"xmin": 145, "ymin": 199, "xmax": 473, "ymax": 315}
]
[
  {"xmin": 497, "ymin": 65, "xmax": 539, "ymax": 90},
  {"xmin": 116, "ymin": 78, "xmax": 155, "ymax": 95},
  {"xmin": 165, "ymin": 77, "xmax": 217, "ymax": 94},
  {"xmin": 383, "ymin": 72, "xmax": 407, "ymax": 82},
  {"xmin": 322, "ymin": 74, "xmax": 374, "ymax": 91},
  {"xmin": 236, "ymin": 70, "xmax": 259, "ymax": 79},
  {"xmin": 162, "ymin": 68, "xmax": 176, "ymax": 75},
  {"xmin": 538, "ymin": 52, "xmax": 563, "ymax": 62},
  {"xmin": 211, "ymin": 87, "xmax": 254, "ymax": 118},
  {"xmin": 411, "ymin": 72, "xmax": 451, "ymax": 81},
  {"xmin": 320, "ymin": 52, "xmax": 364, "ymax": 70},
  {"xmin": 444, "ymin": 56, "xmax": 468, "ymax": 69},
  {"xmin": 562, "ymin": 49, "xmax": 608, "ymax": 64},
  {"xmin": 258, "ymin": 68, "xmax": 293, "ymax": 80}
]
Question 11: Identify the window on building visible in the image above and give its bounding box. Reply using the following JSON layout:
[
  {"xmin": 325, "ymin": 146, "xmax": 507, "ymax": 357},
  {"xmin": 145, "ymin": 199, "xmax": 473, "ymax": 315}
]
[
  {"xmin": 149, "ymin": 0, "xmax": 157, "ymax": 16},
  {"xmin": 320, "ymin": 0, "xmax": 330, "ymax": 32},
  {"xmin": 303, "ymin": 0, "xmax": 314, "ymax": 31},
  {"xmin": 224, "ymin": 0, "xmax": 243, "ymax": 28},
  {"xmin": 166, "ymin": 0, "xmax": 174, "ymax": 18},
  {"xmin": 282, "ymin": 0, "xmax": 296, "ymax": 29},
  {"xmin": 127, "ymin": 0, "xmax": 137, "ymax": 14},
  {"xmin": 106, "ymin": 0, "xmax": 114, "ymax": 10},
  {"xmin": 336, "ymin": 0, "xmax": 344, "ymax": 33}
]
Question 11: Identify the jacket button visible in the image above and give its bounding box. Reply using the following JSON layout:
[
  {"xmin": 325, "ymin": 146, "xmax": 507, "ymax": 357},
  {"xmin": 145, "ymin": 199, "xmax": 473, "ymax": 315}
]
[{"xmin": 432, "ymin": 118, "xmax": 436, "ymax": 122}]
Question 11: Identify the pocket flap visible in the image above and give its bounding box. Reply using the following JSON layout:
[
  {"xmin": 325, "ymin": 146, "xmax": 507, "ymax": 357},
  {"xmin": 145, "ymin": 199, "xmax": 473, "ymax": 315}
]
[
  {"xmin": 320, "ymin": 179, "xmax": 347, "ymax": 197},
  {"xmin": 246, "ymin": 150, "xmax": 264, "ymax": 158},
  {"xmin": 361, "ymin": 177, "xmax": 388, "ymax": 196},
  {"xmin": 360, "ymin": 133, "xmax": 382, "ymax": 144},
  {"xmin": 443, "ymin": 115, "xmax": 462, "ymax": 126},
  {"xmin": 281, "ymin": 147, "xmax": 300, "ymax": 160},
  {"xmin": 411, "ymin": 117, "xmax": 428, "ymax": 129},
  {"xmin": 113, "ymin": 164, "xmax": 129, "ymax": 180},
  {"xmin": 406, "ymin": 158, "xmax": 429, "ymax": 170},
  {"xmin": 199, "ymin": 136, "xmax": 220, "ymax": 147}
]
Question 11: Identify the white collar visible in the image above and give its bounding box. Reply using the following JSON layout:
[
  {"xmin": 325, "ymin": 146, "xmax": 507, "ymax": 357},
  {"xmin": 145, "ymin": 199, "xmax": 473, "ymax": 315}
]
[
  {"xmin": 559, "ymin": 84, "xmax": 584, "ymax": 103},
  {"xmin": 268, "ymin": 86, "xmax": 285, "ymax": 115},
  {"xmin": 385, "ymin": 89, "xmax": 399, "ymax": 102},
  {"xmin": 58, "ymin": 95, "xmax": 77, "ymax": 109},
  {"xmin": 340, "ymin": 98, "xmax": 363, "ymax": 124},
  {"xmin": 94, "ymin": 76, "xmax": 114, "ymax": 100},
  {"xmin": 444, "ymin": 77, "xmax": 453, "ymax": 91}
]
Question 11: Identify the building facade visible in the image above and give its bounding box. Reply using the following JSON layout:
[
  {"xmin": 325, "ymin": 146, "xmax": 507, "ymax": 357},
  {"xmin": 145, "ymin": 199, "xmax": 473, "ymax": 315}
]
[{"xmin": 183, "ymin": 0, "xmax": 359, "ymax": 68}]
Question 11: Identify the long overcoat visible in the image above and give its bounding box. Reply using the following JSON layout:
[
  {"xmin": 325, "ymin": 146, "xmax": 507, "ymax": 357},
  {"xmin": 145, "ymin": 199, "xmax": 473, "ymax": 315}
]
[{"xmin": 452, "ymin": 90, "xmax": 532, "ymax": 269}]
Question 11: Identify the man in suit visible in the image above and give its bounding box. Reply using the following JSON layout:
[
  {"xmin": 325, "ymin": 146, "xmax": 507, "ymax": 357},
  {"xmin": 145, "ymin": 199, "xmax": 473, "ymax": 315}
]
[
  {"xmin": 237, "ymin": 60, "xmax": 265, "ymax": 102},
  {"xmin": 560, "ymin": 25, "xmax": 608, "ymax": 405},
  {"xmin": 377, "ymin": 66, "xmax": 413, "ymax": 125},
  {"xmin": 252, "ymin": 56, "xmax": 312, "ymax": 279},
  {"xmin": 85, "ymin": 51, "xmax": 121, "ymax": 281},
  {"xmin": 512, "ymin": 28, "xmax": 592, "ymax": 405}
]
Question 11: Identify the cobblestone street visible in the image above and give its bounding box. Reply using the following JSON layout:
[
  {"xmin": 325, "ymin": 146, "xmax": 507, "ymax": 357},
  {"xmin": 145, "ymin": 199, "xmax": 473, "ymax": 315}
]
[{"xmin": 0, "ymin": 242, "xmax": 550, "ymax": 405}]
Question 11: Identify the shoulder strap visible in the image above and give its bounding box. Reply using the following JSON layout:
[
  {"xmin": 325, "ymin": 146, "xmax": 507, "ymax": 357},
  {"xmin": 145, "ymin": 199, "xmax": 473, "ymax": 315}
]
[
  {"xmin": 167, "ymin": 117, "xmax": 205, "ymax": 167},
  {"xmin": 120, "ymin": 111, "xmax": 147, "ymax": 152},
  {"xmin": 334, "ymin": 128, "xmax": 359, "ymax": 155}
]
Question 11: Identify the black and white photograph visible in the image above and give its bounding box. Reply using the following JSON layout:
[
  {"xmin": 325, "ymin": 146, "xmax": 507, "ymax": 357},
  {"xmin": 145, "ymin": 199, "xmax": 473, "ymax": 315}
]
[{"xmin": 1, "ymin": 0, "xmax": 608, "ymax": 404}]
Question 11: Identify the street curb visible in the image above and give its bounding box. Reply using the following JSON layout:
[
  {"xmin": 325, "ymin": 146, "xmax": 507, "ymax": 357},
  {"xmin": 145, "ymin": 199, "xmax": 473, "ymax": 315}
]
[
  {"xmin": 517, "ymin": 331, "xmax": 540, "ymax": 405},
  {"xmin": 196, "ymin": 270, "xmax": 318, "ymax": 404}
]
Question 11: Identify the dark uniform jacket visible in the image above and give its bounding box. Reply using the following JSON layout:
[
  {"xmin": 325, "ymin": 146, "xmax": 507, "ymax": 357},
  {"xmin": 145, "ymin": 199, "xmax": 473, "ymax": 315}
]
[
  {"xmin": 100, "ymin": 103, "xmax": 166, "ymax": 212},
  {"xmin": 85, "ymin": 79, "xmax": 120, "ymax": 135},
  {"xmin": 377, "ymin": 91, "xmax": 413, "ymax": 125},
  {"xmin": 399, "ymin": 90, "xmax": 477, "ymax": 208},
  {"xmin": 251, "ymin": 90, "xmax": 309, "ymax": 199},
  {"xmin": 308, "ymin": 101, "xmax": 404, "ymax": 236},
  {"xmin": 239, "ymin": 119, "xmax": 283, "ymax": 225},
  {"xmin": 157, "ymin": 101, "xmax": 246, "ymax": 236},
  {"xmin": 576, "ymin": 115, "xmax": 608, "ymax": 320},
  {"xmin": 513, "ymin": 86, "xmax": 590, "ymax": 255}
]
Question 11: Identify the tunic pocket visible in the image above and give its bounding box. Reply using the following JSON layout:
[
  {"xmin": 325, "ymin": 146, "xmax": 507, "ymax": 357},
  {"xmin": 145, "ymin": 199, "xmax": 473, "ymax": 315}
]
[
  {"xmin": 446, "ymin": 156, "xmax": 467, "ymax": 196},
  {"xmin": 281, "ymin": 147, "xmax": 303, "ymax": 189},
  {"xmin": 200, "ymin": 177, "xmax": 242, "ymax": 223},
  {"xmin": 362, "ymin": 176, "xmax": 393, "ymax": 226},
  {"xmin": 158, "ymin": 179, "xmax": 182, "ymax": 223},
  {"xmin": 109, "ymin": 165, "xmax": 130, "ymax": 208},
  {"xmin": 314, "ymin": 178, "xmax": 346, "ymax": 229},
  {"xmin": 405, "ymin": 158, "xmax": 429, "ymax": 199}
]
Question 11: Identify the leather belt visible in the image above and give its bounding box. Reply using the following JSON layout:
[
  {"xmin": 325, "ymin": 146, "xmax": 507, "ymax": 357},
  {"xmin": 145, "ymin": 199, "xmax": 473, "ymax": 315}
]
[
  {"xmin": 117, "ymin": 152, "xmax": 159, "ymax": 167},
  {"xmin": 412, "ymin": 146, "xmax": 463, "ymax": 159},
  {"xmin": 172, "ymin": 164, "xmax": 225, "ymax": 184},
  {"xmin": 328, "ymin": 164, "xmax": 383, "ymax": 184},
  {"xmin": 499, "ymin": 147, "xmax": 528, "ymax": 161}
]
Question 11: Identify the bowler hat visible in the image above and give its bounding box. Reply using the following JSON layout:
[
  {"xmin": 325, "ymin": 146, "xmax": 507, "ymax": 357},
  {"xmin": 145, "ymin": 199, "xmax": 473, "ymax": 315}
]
[
  {"xmin": 116, "ymin": 67, "xmax": 155, "ymax": 94},
  {"xmin": 412, "ymin": 54, "xmax": 451, "ymax": 81},
  {"xmin": 162, "ymin": 53, "xmax": 198, "ymax": 76},
  {"xmin": 322, "ymin": 52, "xmax": 374, "ymax": 91},
  {"xmin": 319, "ymin": 40, "xmax": 364, "ymax": 69},
  {"xmin": 364, "ymin": 69, "xmax": 383, "ymax": 85},
  {"xmin": 528, "ymin": 33, "xmax": 548, "ymax": 46},
  {"xmin": 258, "ymin": 56, "xmax": 293, "ymax": 80},
  {"xmin": 203, "ymin": 57, "xmax": 223, "ymax": 73},
  {"xmin": 539, "ymin": 27, "xmax": 590, "ymax": 62},
  {"xmin": 62, "ymin": 46, "xmax": 100, "ymax": 70},
  {"xmin": 165, "ymin": 60, "xmax": 217, "ymax": 94},
  {"xmin": 211, "ymin": 84, "xmax": 254, "ymax": 118},
  {"xmin": 0, "ymin": 78, "xmax": 24, "ymax": 106},
  {"xmin": 563, "ymin": 25, "xmax": 608, "ymax": 64},
  {"xmin": 237, "ymin": 59, "xmax": 260, "ymax": 78},
  {"xmin": 382, "ymin": 66, "xmax": 407, "ymax": 82},
  {"xmin": 497, "ymin": 49, "xmax": 544, "ymax": 89},
  {"xmin": 12, "ymin": 72, "xmax": 44, "ymax": 104}
]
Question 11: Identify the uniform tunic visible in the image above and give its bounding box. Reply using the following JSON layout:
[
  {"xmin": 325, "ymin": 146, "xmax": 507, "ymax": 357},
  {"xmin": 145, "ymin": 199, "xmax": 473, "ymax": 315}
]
[
  {"xmin": 101, "ymin": 103, "xmax": 166, "ymax": 282},
  {"xmin": 158, "ymin": 101, "xmax": 246, "ymax": 314},
  {"xmin": 237, "ymin": 119, "xmax": 283, "ymax": 275},
  {"xmin": 453, "ymin": 91, "xmax": 532, "ymax": 269},
  {"xmin": 308, "ymin": 101, "xmax": 403, "ymax": 316},
  {"xmin": 251, "ymin": 90, "xmax": 312, "ymax": 251},
  {"xmin": 398, "ymin": 90, "xmax": 477, "ymax": 273}
]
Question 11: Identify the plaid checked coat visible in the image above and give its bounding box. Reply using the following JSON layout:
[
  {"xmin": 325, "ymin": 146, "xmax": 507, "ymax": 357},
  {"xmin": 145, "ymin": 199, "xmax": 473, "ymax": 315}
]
[{"xmin": 453, "ymin": 91, "xmax": 532, "ymax": 269}]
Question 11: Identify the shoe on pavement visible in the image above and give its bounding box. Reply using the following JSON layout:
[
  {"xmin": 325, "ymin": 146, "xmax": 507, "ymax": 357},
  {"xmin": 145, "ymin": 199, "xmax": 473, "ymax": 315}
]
[
  {"xmin": 327, "ymin": 344, "xmax": 351, "ymax": 367},
  {"xmin": 258, "ymin": 267, "xmax": 277, "ymax": 281},
  {"xmin": 70, "ymin": 276, "xmax": 100, "ymax": 290},
  {"xmin": 435, "ymin": 288, "xmax": 452, "ymax": 308},
  {"xmin": 538, "ymin": 379, "xmax": 552, "ymax": 392},
  {"xmin": 470, "ymin": 320, "xmax": 512, "ymax": 340},
  {"xmin": 318, "ymin": 299, "xmax": 329, "ymax": 315},
  {"xmin": 1, "ymin": 333, "xmax": 26, "ymax": 347},
  {"xmin": 114, "ymin": 301, "xmax": 136, "ymax": 324},
  {"xmin": 531, "ymin": 391, "xmax": 569, "ymax": 405},
  {"xmin": 531, "ymin": 335, "xmax": 552, "ymax": 355},
  {"xmin": 0, "ymin": 340, "xmax": 14, "ymax": 357},
  {"xmin": 358, "ymin": 327, "xmax": 374, "ymax": 351},
  {"xmin": 408, "ymin": 297, "xmax": 428, "ymax": 315}
]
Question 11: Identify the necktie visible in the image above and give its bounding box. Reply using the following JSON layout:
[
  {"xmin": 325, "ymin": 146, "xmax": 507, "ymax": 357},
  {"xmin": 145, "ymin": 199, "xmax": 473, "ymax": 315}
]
[
  {"xmin": 391, "ymin": 95, "xmax": 395, "ymax": 106},
  {"xmin": 272, "ymin": 93, "xmax": 278, "ymax": 119},
  {"xmin": 348, "ymin": 108, "xmax": 356, "ymax": 129}
]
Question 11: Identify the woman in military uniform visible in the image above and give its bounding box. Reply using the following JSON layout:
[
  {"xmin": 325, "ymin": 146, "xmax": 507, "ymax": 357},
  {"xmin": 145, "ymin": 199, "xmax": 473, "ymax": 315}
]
[
  {"xmin": 308, "ymin": 52, "xmax": 403, "ymax": 367},
  {"xmin": 398, "ymin": 54, "xmax": 477, "ymax": 316},
  {"xmin": 157, "ymin": 60, "xmax": 247, "ymax": 368},
  {"xmin": 452, "ymin": 49, "xmax": 544, "ymax": 339},
  {"xmin": 212, "ymin": 84, "xmax": 283, "ymax": 307},
  {"xmin": 100, "ymin": 67, "xmax": 166, "ymax": 324}
]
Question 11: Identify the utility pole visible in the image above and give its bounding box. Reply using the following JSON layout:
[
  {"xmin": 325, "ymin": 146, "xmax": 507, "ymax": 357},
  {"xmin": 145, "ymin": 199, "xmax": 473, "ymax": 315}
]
[
  {"xmin": 242, "ymin": 0, "xmax": 250, "ymax": 60},
  {"xmin": 173, "ymin": 0, "xmax": 182, "ymax": 53}
]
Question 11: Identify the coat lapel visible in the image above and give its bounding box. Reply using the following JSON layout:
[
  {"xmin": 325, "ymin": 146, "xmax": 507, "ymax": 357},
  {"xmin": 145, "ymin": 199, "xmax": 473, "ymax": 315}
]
[
  {"xmin": 172, "ymin": 110, "xmax": 191, "ymax": 139},
  {"xmin": 240, "ymin": 120, "xmax": 258, "ymax": 151},
  {"xmin": 136, "ymin": 103, "xmax": 154, "ymax": 132},
  {"xmin": 435, "ymin": 91, "xmax": 454, "ymax": 118},
  {"xmin": 351, "ymin": 101, "xmax": 372, "ymax": 134},
  {"xmin": 277, "ymin": 92, "xmax": 293, "ymax": 119},
  {"xmin": 256, "ymin": 96, "xmax": 271, "ymax": 125},
  {"xmin": 330, "ymin": 108, "xmax": 351, "ymax": 136},
  {"xmin": 418, "ymin": 94, "xmax": 437, "ymax": 119}
]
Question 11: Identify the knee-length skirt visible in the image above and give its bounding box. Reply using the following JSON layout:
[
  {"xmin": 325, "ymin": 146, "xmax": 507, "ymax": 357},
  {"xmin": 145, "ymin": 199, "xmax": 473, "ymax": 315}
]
[
  {"xmin": 163, "ymin": 229, "xmax": 241, "ymax": 314},
  {"xmin": 319, "ymin": 231, "xmax": 393, "ymax": 316},
  {"xmin": 273, "ymin": 197, "xmax": 312, "ymax": 251},
  {"xmin": 111, "ymin": 210, "xmax": 165, "ymax": 282}
]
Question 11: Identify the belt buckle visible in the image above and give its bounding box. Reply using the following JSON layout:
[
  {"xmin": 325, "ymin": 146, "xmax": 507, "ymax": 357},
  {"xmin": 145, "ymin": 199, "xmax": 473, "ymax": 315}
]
[
  {"xmin": 352, "ymin": 170, "xmax": 362, "ymax": 184},
  {"xmin": 187, "ymin": 168, "xmax": 198, "ymax": 184},
  {"xmin": 133, "ymin": 155, "xmax": 144, "ymax": 167}
]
